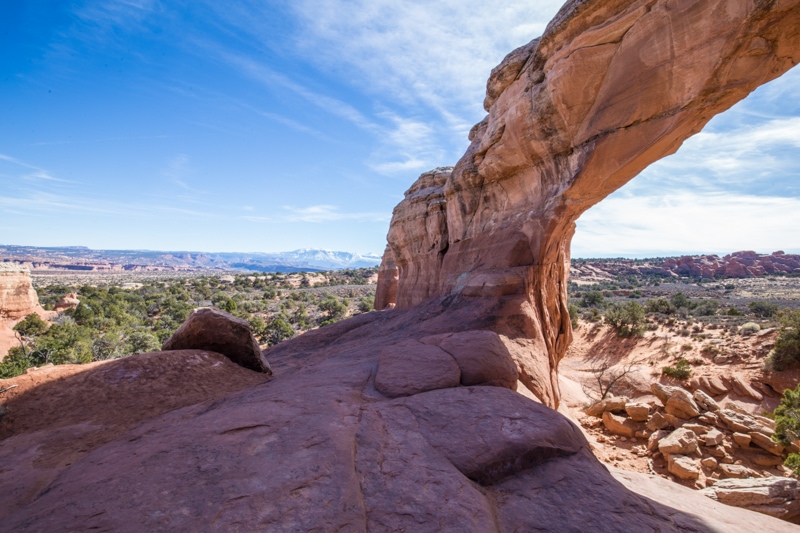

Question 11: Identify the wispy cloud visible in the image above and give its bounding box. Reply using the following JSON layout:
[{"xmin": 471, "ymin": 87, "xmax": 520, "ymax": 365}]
[
  {"xmin": 0, "ymin": 153, "xmax": 73, "ymax": 183},
  {"xmin": 243, "ymin": 205, "xmax": 390, "ymax": 224}
]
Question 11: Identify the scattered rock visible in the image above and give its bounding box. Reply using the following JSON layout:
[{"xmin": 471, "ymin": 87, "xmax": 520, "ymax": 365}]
[
  {"xmin": 719, "ymin": 464, "xmax": 758, "ymax": 479},
  {"xmin": 648, "ymin": 430, "xmax": 669, "ymax": 453},
  {"xmin": 701, "ymin": 457, "xmax": 719, "ymax": 470},
  {"xmin": 693, "ymin": 389, "xmax": 720, "ymax": 412},
  {"xmin": 704, "ymin": 429, "xmax": 725, "ymax": 447},
  {"xmin": 651, "ymin": 383, "xmax": 700, "ymax": 419},
  {"xmin": 162, "ymin": 308, "xmax": 271, "ymax": 373},
  {"xmin": 733, "ymin": 432, "xmax": 752, "ymax": 448},
  {"xmin": 646, "ymin": 411, "xmax": 669, "ymax": 431},
  {"xmin": 664, "ymin": 413, "xmax": 686, "ymax": 429},
  {"xmin": 749, "ymin": 432, "xmax": 785, "ymax": 457},
  {"xmin": 374, "ymin": 341, "xmax": 461, "ymax": 398},
  {"xmin": 683, "ymin": 423, "xmax": 709, "ymax": 435},
  {"xmin": 625, "ymin": 402, "xmax": 650, "ymax": 422},
  {"xmin": 658, "ymin": 428, "xmax": 699, "ymax": 455},
  {"xmin": 668, "ymin": 455, "xmax": 700, "ymax": 480},
  {"xmin": 701, "ymin": 477, "xmax": 800, "ymax": 522},
  {"xmin": 586, "ymin": 397, "xmax": 627, "ymax": 418},
  {"xmin": 602, "ymin": 411, "xmax": 641, "ymax": 438},
  {"xmin": 699, "ymin": 412, "xmax": 720, "ymax": 426}
]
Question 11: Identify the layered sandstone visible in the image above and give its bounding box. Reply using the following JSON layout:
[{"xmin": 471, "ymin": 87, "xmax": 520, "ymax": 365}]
[
  {"xmin": 0, "ymin": 264, "xmax": 40, "ymax": 320},
  {"xmin": 377, "ymin": 0, "xmax": 800, "ymax": 407}
]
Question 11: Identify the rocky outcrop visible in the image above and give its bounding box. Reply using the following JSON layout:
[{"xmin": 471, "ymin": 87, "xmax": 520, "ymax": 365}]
[
  {"xmin": 377, "ymin": 0, "xmax": 800, "ymax": 407},
  {"xmin": 162, "ymin": 308, "xmax": 271, "ymax": 374},
  {"xmin": 53, "ymin": 292, "xmax": 80, "ymax": 312},
  {"xmin": 0, "ymin": 264, "xmax": 41, "ymax": 320},
  {"xmin": 663, "ymin": 251, "xmax": 800, "ymax": 279}
]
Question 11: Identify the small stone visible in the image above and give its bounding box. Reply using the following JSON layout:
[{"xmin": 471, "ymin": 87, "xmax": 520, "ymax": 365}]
[
  {"xmin": 698, "ymin": 412, "xmax": 720, "ymax": 426},
  {"xmin": 646, "ymin": 411, "xmax": 669, "ymax": 431},
  {"xmin": 732, "ymin": 432, "xmax": 751, "ymax": 448},
  {"xmin": 625, "ymin": 402, "xmax": 650, "ymax": 422},
  {"xmin": 602, "ymin": 411, "xmax": 641, "ymax": 438},
  {"xmin": 704, "ymin": 428, "xmax": 724, "ymax": 446},
  {"xmin": 667, "ymin": 454, "xmax": 700, "ymax": 480},
  {"xmin": 701, "ymin": 457, "xmax": 718, "ymax": 469},
  {"xmin": 658, "ymin": 428, "xmax": 699, "ymax": 455}
]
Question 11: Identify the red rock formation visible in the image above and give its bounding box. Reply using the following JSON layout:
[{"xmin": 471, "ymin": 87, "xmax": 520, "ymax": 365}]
[
  {"xmin": 0, "ymin": 264, "xmax": 41, "ymax": 320},
  {"xmin": 378, "ymin": 0, "xmax": 800, "ymax": 406},
  {"xmin": 53, "ymin": 292, "xmax": 80, "ymax": 312},
  {"xmin": 3, "ymin": 1, "xmax": 800, "ymax": 530}
]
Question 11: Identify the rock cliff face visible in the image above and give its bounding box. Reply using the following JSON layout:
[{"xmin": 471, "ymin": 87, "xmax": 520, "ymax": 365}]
[
  {"xmin": 0, "ymin": 264, "xmax": 41, "ymax": 320},
  {"xmin": 377, "ymin": 0, "xmax": 800, "ymax": 406}
]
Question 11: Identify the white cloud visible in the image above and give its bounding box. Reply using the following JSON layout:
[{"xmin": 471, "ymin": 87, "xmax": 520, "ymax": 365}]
[{"xmin": 573, "ymin": 192, "xmax": 800, "ymax": 257}]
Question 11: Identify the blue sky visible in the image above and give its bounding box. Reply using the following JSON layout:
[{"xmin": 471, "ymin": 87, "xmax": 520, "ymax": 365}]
[{"xmin": 1, "ymin": 1, "xmax": 798, "ymax": 258}]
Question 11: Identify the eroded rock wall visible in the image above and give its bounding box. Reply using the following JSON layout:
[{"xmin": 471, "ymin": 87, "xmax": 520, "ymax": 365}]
[
  {"xmin": 377, "ymin": 0, "xmax": 800, "ymax": 406},
  {"xmin": 0, "ymin": 264, "xmax": 41, "ymax": 320}
]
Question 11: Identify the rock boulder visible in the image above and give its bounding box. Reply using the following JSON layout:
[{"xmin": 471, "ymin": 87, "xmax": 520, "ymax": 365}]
[{"xmin": 162, "ymin": 307, "xmax": 271, "ymax": 373}]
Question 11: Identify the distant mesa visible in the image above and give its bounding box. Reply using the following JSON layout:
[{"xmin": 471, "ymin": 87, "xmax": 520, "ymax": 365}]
[{"xmin": 0, "ymin": 246, "xmax": 382, "ymax": 273}]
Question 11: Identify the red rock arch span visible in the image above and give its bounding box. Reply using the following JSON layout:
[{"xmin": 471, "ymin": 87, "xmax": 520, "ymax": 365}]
[{"xmin": 376, "ymin": 0, "xmax": 800, "ymax": 406}]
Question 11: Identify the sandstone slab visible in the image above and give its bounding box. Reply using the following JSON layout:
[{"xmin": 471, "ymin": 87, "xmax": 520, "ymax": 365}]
[
  {"xmin": 374, "ymin": 340, "xmax": 461, "ymax": 398},
  {"xmin": 701, "ymin": 477, "xmax": 800, "ymax": 522},
  {"xmin": 429, "ymin": 330, "xmax": 519, "ymax": 389}
]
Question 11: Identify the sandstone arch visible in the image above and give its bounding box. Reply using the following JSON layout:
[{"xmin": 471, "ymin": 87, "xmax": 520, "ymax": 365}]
[{"xmin": 376, "ymin": 0, "xmax": 800, "ymax": 407}]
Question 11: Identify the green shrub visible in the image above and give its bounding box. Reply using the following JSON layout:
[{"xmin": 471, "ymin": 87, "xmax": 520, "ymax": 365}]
[
  {"xmin": 739, "ymin": 322, "xmax": 761, "ymax": 336},
  {"xmin": 670, "ymin": 293, "xmax": 690, "ymax": 309},
  {"xmin": 604, "ymin": 302, "xmax": 645, "ymax": 338},
  {"xmin": 749, "ymin": 300, "xmax": 779, "ymax": 318},
  {"xmin": 768, "ymin": 309, "xmax": 800, "ymax": 370},
  {"xmin": 772, "ymin": 384, "xmax": 800, "ymax": 475},
  {"xmin": 580, "ymin": 291, "xmax": 606, "ymax": 309},
  {"xmin": 0, "ymin": 346, "xmax": 31, "ymax": 378},
  {"xmin": 692, "ymin": 300, "xmax": 718, "ymax": 316},
  {"xmin": 662, "ymin": 358, "xmax": 691, "ymax": 380},
  {"xmin": 13, "ymin": 313, "xmax": 48, "ymax": 338},
  {"xmin": 645, "ymin": 298, "xmax": 676, "ymax": 315},
  {"xmin": 725, "ymin": 307, "xmax": 742, "ymax": 316}
]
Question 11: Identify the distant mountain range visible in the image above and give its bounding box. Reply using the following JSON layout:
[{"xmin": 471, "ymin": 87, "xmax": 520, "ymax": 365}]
[{"xmin": 0, "ymin": 245, "xmax": 382, "ymax": 273}]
